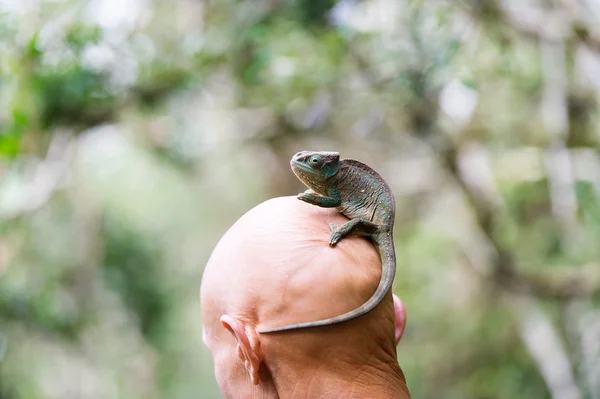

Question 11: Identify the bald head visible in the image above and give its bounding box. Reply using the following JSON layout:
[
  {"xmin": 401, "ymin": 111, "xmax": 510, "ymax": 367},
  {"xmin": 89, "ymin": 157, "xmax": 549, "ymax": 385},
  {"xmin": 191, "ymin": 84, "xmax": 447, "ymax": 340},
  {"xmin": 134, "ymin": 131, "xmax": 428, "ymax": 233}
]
[
  {"xmin": 202, "ymin": 196, "xmax": 383, "ymax": 331},
  {"xmin": 200, "ymin": 196, "xmax": 408, "ymax": 398}
]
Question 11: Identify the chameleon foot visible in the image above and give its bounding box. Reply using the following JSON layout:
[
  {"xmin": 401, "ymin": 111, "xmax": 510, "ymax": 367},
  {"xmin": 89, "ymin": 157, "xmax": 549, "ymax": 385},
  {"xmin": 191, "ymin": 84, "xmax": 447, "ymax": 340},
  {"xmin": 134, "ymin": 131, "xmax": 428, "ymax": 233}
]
[{"xmin": 329, "ymin": 230, "xmax": 343, "ymax": 246}]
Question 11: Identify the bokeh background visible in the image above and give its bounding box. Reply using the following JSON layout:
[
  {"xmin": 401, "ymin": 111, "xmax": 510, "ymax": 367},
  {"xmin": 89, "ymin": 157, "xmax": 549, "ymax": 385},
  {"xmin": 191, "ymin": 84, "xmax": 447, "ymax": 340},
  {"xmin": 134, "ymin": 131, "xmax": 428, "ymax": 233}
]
[{"xmin": 1, "ymin": 0, "xmax": 600, "ymax": 398}]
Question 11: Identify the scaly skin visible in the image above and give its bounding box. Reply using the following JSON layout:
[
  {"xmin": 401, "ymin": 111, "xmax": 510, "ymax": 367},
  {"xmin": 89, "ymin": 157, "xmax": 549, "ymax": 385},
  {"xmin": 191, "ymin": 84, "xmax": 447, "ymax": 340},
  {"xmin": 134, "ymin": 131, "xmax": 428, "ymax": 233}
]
[{"xmin": 259, "ymin": 151, "xmax": 396, "ymax": 333}]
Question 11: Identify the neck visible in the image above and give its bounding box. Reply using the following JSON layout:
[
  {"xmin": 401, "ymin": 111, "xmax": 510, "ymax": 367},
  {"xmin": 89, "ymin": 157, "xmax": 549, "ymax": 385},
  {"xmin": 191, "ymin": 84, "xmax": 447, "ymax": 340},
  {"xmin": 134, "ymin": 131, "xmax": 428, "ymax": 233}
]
[{"xmin": 269, "ymin": 356, "xmax": 410, "ymax": 399}]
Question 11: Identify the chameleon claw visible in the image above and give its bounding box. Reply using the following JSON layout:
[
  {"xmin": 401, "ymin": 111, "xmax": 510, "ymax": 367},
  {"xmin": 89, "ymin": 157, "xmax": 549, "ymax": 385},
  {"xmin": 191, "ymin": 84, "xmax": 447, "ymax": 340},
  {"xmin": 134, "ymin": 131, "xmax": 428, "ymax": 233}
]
[
  {"xmin": 329, "ymin": 223, "xmax": 337, "ymax": 232},
  {"xmin": 329, "ymin": 232, "xmax": 342, "ymax": 246}
]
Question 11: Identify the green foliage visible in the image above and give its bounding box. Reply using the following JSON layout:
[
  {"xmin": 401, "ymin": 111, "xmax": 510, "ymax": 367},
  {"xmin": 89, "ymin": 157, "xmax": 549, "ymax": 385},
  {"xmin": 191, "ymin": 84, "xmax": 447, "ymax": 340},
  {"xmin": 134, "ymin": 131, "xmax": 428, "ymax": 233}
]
[
  {"xmin": 101, "ymin": 217, "xmax": 169, "ymax": 344},
  {"xmin": 295, "ymin": 0, "xmax": 337, "ymax": 27},
  {"xmin": 34, "ymin": 66, "xmax": 115, "ymax": 128},
  {"xmin": 0, "ymin": 123, "xmax": 22, "ymax": 159},
  {"xmin": 64, "ymin": 23, "xmax": 102, "ymax": 51}
]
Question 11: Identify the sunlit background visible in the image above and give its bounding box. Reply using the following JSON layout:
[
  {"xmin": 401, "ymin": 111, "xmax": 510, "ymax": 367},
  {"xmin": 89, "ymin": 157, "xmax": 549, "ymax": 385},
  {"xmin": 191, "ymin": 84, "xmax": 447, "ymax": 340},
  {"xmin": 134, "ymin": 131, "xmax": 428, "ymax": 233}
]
[{"xmin": 1, "ymin": 0, "xmax": 600, "ymax": 398}]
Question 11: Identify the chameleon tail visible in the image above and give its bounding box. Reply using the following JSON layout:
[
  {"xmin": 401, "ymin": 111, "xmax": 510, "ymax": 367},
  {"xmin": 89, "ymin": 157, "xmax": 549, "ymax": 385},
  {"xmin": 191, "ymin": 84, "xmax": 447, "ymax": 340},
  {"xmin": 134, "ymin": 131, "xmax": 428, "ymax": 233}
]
[{"xmin": 259, "ymin": 232, "xmax": 396, "ymax": 333}]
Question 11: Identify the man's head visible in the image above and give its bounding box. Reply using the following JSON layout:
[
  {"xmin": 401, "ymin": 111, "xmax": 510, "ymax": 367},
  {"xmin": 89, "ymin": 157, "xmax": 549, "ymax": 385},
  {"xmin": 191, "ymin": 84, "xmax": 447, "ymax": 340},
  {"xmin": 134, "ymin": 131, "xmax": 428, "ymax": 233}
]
[{"xmin": 200, "ymin": 196, "xmax": 408, "ymax": 398}]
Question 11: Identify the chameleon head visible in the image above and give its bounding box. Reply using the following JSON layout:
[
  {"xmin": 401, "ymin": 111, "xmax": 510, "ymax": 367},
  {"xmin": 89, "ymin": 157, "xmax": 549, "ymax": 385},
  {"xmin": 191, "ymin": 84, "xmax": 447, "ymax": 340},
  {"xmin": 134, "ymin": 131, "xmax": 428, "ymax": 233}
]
[{"xmin": 290, "ymin": 151, "xmax": 340, "ymax": 188}]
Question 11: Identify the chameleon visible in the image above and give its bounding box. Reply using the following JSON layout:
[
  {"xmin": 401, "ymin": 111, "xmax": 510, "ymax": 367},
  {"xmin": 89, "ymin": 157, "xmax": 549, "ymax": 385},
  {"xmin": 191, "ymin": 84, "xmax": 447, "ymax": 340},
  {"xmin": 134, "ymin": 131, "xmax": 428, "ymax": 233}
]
[{"xmin": 259, "ymin": 150, "xmax": 396, "ymax": 333}]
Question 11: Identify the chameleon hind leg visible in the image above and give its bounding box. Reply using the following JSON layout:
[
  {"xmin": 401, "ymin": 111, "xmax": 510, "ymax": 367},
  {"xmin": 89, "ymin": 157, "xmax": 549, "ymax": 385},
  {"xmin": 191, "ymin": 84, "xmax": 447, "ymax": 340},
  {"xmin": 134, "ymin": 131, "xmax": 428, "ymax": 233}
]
[{"xmin": 329, "ymin": 218, "xmax": 379, "ymax": 246}]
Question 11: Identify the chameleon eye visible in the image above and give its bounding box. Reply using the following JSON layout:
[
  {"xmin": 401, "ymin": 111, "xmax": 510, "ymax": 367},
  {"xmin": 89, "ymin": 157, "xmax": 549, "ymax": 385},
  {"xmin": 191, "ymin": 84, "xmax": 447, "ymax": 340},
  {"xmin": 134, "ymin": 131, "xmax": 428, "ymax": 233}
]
[{"xmin": 309, "ymin": 155, "xmax": 322, "ymax": 165}]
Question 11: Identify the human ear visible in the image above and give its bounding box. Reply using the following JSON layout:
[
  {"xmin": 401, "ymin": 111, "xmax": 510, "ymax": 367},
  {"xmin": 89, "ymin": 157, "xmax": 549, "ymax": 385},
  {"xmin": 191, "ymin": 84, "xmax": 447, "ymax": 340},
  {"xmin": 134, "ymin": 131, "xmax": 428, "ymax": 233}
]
[
  {"xmin": 220, "ymin": 315, "xmax": 263, "ymax": 385},
  {"xmin": 393, "ymin": 294, "xmax": 407, "ymax": 346}
]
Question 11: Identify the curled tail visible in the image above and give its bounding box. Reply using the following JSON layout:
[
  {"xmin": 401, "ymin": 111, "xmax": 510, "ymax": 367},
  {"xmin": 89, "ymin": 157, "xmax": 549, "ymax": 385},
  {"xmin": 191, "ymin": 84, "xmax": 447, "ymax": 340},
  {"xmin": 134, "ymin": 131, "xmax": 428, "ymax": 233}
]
[{"xmin": 259, "ymin": 233, "xmax": 396, "ymax": 333}]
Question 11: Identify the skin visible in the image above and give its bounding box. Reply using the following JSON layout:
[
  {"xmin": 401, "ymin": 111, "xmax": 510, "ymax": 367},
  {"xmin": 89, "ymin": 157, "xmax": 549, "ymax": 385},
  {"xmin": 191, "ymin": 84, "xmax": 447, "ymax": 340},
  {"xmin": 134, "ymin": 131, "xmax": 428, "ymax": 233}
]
[
  {"xmin": 259, "ymin": 151, "xmax": 396, "ymax": 333},
  {"xmin": 200, "ymin": 196, "xmax": 410, "ymax": 399}
]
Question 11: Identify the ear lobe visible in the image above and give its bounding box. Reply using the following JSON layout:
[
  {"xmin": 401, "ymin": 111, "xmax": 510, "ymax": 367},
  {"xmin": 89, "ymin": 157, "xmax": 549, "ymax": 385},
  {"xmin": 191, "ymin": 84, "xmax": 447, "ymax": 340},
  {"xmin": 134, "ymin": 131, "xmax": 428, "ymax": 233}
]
[
  {"xmin": 220, "ymin": 315, "xmax": 263, "ymax": 385},
  {"xmin": 393, "ymin": 294, "xmax": 407, "ymax": 346}
]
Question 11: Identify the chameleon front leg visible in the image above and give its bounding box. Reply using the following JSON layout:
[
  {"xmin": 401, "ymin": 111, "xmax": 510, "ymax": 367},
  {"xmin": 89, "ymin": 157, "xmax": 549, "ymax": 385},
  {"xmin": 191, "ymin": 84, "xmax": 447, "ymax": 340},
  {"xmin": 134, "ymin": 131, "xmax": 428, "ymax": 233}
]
[
  {"xmin": 297, "ymin": 186, "xmax": 341, "ymax": 208},
  {"xmin": 329, "ymin": 218, "xmax": 379, "ymax": 246}
]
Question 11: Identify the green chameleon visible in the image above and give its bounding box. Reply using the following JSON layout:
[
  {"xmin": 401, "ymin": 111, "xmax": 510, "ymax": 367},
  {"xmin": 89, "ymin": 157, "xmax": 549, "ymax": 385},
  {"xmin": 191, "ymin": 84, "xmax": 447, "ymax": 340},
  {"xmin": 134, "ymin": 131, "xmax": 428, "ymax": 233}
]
[{"xmin": 259, "ymin": 150, "xmax": 396, "ymax": 333}]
